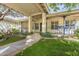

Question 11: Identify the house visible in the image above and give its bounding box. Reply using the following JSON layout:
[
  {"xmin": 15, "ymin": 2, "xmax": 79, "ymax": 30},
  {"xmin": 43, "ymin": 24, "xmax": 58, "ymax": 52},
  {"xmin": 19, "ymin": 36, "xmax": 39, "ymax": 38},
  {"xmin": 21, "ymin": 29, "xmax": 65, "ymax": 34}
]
[{"xmin": 1, "ymin": 3, "xmax": 79, "ymax": 35}]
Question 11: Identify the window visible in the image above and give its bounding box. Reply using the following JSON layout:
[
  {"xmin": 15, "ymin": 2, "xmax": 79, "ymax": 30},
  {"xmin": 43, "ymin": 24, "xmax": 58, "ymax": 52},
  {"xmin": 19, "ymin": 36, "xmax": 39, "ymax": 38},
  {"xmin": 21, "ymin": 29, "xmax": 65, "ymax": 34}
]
[
  {"xmin": 65, "ymin": 20, "xmax": 69, "ymax": 26},
  {"xmin": 51, "ymin": 22, "xmax": 54, "ymax": 29},
  {"xmin": 55, "ymin": 22, "xmax": 58, "ymax": 29},
  {"xmin": 65, "ymin": 20, "xmax": 75, "ymax": 26},
  {"xmin": 51, "ymin": 21, "xmax": 58, "ymax": 29},
  {"xmin": 35, "ymin": 23, "xmax": 39, "ymax": 30},
  {"xmin": 65, "ymin": 20, "xmax": 76, "ymax": 29}
]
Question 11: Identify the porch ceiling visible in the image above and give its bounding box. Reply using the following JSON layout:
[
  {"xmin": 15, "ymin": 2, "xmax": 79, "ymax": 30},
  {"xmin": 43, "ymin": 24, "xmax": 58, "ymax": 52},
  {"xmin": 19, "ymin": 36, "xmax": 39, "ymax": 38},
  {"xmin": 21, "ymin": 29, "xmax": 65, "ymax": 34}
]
[{"xmin": 4, "ymin": 3, "xmax": 48, "ymax": 16}]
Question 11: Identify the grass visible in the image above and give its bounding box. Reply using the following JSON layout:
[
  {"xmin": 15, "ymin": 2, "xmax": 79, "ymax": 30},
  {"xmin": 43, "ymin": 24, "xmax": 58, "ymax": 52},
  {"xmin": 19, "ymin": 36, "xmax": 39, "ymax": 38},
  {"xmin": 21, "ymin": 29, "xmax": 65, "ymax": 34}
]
[
  {"xmin": 16, "ymin": 38, "xmax": 79, "ymax": 56},
  {"xmin": 0, "ymin": 35, "xmax": 25, "ymax": 46}
]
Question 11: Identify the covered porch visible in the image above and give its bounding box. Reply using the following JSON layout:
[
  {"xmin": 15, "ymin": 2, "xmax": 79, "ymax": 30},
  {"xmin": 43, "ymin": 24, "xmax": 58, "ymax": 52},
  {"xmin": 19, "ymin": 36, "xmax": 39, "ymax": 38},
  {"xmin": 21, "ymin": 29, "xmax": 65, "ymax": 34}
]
[
  {"xmin": 27, "ymin": 11, "xmax": 79, "ymax": 36},
  {"xmin": 4, "ymin": 3, "xmax": 79, "ymax": 36}
]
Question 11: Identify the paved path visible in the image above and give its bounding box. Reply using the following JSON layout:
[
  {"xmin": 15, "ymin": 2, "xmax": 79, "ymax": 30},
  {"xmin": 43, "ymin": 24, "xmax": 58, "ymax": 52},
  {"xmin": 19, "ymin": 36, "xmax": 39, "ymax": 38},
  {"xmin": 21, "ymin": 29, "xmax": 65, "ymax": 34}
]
[
  {"xmin": 64, "ymin": 37, "xmax": 79, "ymax": 42},
  {"xmin": 0, "ymin": 33, "xmax": 41, "ymax": 56}
]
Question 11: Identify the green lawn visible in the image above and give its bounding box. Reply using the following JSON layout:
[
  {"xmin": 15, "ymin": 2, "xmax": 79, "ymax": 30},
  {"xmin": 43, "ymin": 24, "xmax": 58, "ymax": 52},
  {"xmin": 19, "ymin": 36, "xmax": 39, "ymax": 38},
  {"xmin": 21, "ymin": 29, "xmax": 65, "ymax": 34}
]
[
  {"xmin": 0, "ymin": 35, "xmax": 25, "ymax": 46},
  {"xmin": 16, "ymin": 39, "xmax": 79, "ymax": 56}
]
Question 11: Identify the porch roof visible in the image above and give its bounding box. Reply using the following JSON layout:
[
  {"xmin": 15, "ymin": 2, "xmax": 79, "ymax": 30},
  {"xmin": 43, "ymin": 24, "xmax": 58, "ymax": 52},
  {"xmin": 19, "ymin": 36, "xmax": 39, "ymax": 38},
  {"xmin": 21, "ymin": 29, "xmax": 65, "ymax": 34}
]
[
  {"xmin": 4, "ymin": 3, "xmax": 79, "ymax": 19},
  {"xmin": 4, "ymin": 3, "xmax": 48, "ymax": 16},
  {"xmin": 47, "ymin": 9, "xmax": 79, "ymax": 18}
]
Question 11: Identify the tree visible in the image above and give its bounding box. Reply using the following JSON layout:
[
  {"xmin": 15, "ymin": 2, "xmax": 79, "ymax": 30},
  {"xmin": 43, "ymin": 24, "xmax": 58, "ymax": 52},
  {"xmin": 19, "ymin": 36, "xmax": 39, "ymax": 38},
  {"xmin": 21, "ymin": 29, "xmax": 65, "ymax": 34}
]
[
  {"xmin": 49, "ymin": 3, "xmax": 79, "ymax": 12},
  {"xmin": 0, "ymin": 8, "xmax": 10, "ymax": 21}
]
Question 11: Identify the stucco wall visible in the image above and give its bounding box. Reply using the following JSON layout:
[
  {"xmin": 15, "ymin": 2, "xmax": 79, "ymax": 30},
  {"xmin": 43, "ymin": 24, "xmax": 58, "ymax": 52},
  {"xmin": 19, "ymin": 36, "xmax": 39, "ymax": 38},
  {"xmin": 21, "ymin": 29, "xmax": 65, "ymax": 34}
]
[
  {"xmin": 21, "ymin": 21, "xmax": 28, "ymax": 28},
  {"xmin": 47, "ymin": 17, "xmax": 64, "ymax": 32},
  {"xmin": 31, "ymin": 16, "xmax": 64, "ymax": 33},
  {"xmin": 22, "ymin": 13, "xmax": 79, "ymax": 33}
]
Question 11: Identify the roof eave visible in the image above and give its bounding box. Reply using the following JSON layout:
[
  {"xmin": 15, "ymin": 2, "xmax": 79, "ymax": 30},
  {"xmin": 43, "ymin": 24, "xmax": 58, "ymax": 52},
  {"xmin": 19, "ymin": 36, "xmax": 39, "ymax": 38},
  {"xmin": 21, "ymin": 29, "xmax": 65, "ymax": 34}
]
[{"xmin": 47, "ymin": 10, "xmax": 79, "ymax": 18}]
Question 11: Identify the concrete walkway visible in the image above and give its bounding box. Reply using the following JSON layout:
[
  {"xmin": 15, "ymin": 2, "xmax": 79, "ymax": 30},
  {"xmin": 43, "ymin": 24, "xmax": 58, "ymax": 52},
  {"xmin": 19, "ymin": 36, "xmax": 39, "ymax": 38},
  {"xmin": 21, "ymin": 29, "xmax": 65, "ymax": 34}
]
[
  {"xmin": 0, "ymin": 33, "xmax": 41, "ymax": 56},
  {"xmin": 64, "ymin": 37, "xmax": 79, "ymax": 42}
]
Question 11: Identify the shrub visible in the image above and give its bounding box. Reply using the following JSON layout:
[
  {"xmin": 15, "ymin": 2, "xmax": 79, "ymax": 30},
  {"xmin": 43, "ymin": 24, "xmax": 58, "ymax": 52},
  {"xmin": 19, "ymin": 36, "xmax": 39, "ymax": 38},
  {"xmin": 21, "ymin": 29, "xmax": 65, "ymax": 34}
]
[
  {"xmin": 12, "ymin": 28, "xmax": 20, "ymax": 34},
  {"xmin": 0, "ymin": 33, "xmax": 7, "ymax": 40},
  {"xmin": 25, "ymin": 32, "xmax": 34, "ymax": 35},
  {"xmin": 75, "ymin": 29, "xmax": 79, "ymax": 38},
  {"xmin": 0, "ymin": 34, "xmax": 4, "ymax": 39},
  {"xmin": 18, "ymin": 32, "xmax": 34, "ymax": 38},
  {"xmin": 40, "ymin": 32, "xmax": 53, "ymax": 38}
]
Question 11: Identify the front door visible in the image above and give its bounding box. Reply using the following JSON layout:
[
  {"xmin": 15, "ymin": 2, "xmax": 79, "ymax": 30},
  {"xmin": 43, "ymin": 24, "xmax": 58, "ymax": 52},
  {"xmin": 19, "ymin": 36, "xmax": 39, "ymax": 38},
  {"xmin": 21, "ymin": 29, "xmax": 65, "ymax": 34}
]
[{"xmin": 40, "ymin": 23, "xmax": 42, "ymax": 32}]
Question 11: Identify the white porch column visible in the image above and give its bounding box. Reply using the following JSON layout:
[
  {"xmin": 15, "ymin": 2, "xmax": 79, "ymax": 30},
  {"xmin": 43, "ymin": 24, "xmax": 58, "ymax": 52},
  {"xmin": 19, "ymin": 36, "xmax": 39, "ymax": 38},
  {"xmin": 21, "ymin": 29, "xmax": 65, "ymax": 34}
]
[
  {"xmin": 28, "ymin": 16, "xmax": 32, "ymax": 33},
  {"xmin": 42, "ymin": 13, "xmax": 46, "ymax": 33}
]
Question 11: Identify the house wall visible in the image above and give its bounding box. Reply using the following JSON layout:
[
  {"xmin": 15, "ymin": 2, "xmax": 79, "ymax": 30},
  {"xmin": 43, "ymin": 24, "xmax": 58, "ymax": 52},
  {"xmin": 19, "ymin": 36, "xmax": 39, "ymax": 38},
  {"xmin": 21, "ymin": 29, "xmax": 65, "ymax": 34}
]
[
  {"xmin": 32, "ymin": 18, "xmax": 42, "ymax": 32},
  {"xmin": 31, "ymin": 16, "xmax": 64, "ymax": 33},
  {"xmin": 22, "ymin": 13, "xmax": 79, "ymax": 33},
  {"xmin": 21, "ymin": 18, "xmax": 42, "ymax": 32},
  {"xmin": 21, "ymin": 21, "xmax": 28, "ymax": 29},
  {"xmin": 21, "ymin": 21, "xmax": 28, "ymax": 32},
  {"xmin": 47, "ymin": 17, "xmax": 64, "ymax": 32}
]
